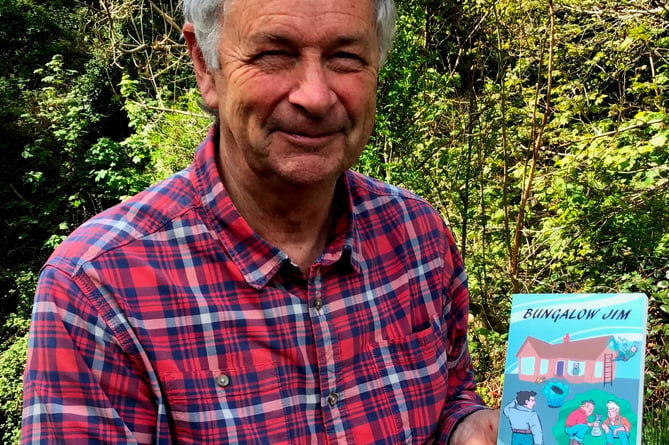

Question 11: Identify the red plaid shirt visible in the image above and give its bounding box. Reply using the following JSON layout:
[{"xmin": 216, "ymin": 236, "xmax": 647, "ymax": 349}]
[{"xmin": 22, "ymin": 127, "xmax": 486, "ymax": 444}]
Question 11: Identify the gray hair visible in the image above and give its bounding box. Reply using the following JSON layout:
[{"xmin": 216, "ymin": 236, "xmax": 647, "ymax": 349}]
[
  {"xmin": 182, "ymin": 0, "xmax": 397, "ymax": 70},
  {"xmin": 605, "ymin": 401, "xmax": 620, "ymax": 412}
]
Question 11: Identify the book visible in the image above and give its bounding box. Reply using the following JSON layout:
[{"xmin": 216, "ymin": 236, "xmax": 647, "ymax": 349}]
[{"xmin": 496, "ymin": 293, "xmax": 648, "ymax": 445}]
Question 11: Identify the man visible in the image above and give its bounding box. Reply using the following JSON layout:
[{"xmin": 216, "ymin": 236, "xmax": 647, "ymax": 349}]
[
  {"xmin": 21, "ymin": 0, "xmax": 498, "ymax": 443},
  {"xmin": 502, "ymin": 391, "xmax": 543, "ymax": 445},
  {"xmin": 564, "ymin": 400, "xmax": 595, "ymax": 444},
  {"xmin": 602, "ymin": 401, "xmax": 631, "ymax": 445}
]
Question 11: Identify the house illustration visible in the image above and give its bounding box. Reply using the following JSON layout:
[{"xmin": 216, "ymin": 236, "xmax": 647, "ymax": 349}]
[{"xmin": 515, "ymin": 334, "xmax": 618, "ymax": 385}]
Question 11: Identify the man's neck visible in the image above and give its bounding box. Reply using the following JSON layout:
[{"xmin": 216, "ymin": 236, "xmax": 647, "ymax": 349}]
[{"xmin": 221, "ymin": 166, "xmax": 338, "ymax": 274}]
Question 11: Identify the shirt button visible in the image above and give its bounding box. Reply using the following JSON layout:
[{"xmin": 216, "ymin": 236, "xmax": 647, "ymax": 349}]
[
  {"xmin": 216, "ymin": 374, "xmax": 230, "ymax": 388},
  {"xmin": 327, "ymin": 392, "xmax": 339, "ymax": 406},
  {"xmin": 314, "ymin": 298, "xmax": 323, "ymax": 311}
]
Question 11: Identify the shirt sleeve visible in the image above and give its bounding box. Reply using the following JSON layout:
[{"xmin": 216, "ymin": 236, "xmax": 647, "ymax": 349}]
[
  {"xmin": 503, "ymin": 400, "xmax": 515, "ymax": 418},
  {"xmin": 21, "ymin": 265, "xmax": 159, "ymax": 444},
  {"xmin": 529, "ymin": 412, "xmax": 543, "ymax": 444},
  {"xmin": 433, "ymin": 229, "xmax": 490, "ymax": 443}
]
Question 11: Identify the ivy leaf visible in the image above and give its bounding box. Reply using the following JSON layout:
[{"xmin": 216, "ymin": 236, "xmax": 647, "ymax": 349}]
[{"xmin": 648, "ymin": 133, "xmax": 667, "ymax": 148}]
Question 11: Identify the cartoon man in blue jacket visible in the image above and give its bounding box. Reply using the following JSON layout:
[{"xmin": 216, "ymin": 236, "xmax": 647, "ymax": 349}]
[{"xmin": 503, "ymin": 390, "xmax": 544, "ymax": 445}]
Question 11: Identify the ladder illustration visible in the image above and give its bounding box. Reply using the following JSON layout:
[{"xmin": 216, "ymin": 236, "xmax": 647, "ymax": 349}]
[{"xmin": 603, "ymin": 353, "xmax": 613, "ymax": 386}]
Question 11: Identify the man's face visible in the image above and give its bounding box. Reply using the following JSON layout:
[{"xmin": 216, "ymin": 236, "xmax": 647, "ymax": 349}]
[
  {"xmin": 525, "ymin": 396, "xmax": 536, "ymax": 410},
  {"xmin": 584, "ymin": 403, "xmax": 594, "ymax": 415},
  {"xmin": 205, "ymin": 0, "xmax": 380, "ymax": 188}
]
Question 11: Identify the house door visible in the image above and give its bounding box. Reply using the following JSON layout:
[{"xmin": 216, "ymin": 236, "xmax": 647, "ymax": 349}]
[{"xmin": 556, "ymin": 361, "xmax": 565, "ymax": 376}]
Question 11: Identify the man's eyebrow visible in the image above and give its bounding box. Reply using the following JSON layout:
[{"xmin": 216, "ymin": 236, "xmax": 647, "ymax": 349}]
[
  {"xmin": 331, "ymin": 33, "xmax": 369, "ymax": 46},
  {"xmin": 248, "ymin": 33, "xmax": 295, "ymax": 46}
]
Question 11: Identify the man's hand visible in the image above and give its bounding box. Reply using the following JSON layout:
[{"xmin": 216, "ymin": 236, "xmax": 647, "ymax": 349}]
[{"xmin": 448, "ymin": 408, "xmax": 499, "ymax": 445}]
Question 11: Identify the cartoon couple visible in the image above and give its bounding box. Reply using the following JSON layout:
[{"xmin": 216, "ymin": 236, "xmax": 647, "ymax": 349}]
[{"xmin": 565, "ymin": 399, "xmax": 631, "ymax": 445}]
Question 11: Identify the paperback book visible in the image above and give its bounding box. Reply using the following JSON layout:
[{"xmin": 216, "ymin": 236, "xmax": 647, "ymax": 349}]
[{"xmin": 496, "ymin": 293, "xmax": 648, "ymax": 445}]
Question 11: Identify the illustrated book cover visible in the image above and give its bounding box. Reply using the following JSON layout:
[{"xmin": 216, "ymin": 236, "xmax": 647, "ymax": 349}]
[{"xmin": 496, "ymin": 293, "xmax": 648, "ymax": 445}]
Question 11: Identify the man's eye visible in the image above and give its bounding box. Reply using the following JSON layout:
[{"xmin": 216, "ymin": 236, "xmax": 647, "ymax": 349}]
[
  {"xmin": 251, "ymin": 50, "xmax": 293, "ymax": 63},
  {"xmin": 261, "ymin": 50, "xmax": 290, "ymax": 57},
  {"xmin": 330, "ymin": 52, "xmax": 365, "ymax": 71},
  {"xmin": 334, "ymin": 52, "xmax": 362, "ymax": 61},
  {"xmin": 251, "ymin": 50, "xmax": 295, "ymax": 70}
]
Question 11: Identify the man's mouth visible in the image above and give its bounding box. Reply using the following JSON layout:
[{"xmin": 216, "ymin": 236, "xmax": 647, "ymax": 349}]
[
  {"xmin": 277, "ymin": 125, "xmax": 343, "ymax": 138},
  {"xmin": 275, "ymin": 130, "xmax": 342, "ymax": 149}
]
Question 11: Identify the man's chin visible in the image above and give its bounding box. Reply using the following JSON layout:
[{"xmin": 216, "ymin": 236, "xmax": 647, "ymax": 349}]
[
  {"xmin": 268, "ymin": 155, "xmax": 347, "ymax": 188},
  {"xmin": 278, "ymin": 166, "xmax": 341, "ymax": 188}
]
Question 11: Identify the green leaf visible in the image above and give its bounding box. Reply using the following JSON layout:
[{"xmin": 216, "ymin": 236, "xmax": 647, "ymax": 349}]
[{"xmin": 648, "ymin": 133, "xmax": 667, "ymax": 148}]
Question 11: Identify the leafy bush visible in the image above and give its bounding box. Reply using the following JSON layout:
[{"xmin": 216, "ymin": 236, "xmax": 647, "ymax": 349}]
[
  {"xmin": 643, "ymin": 405, "xmax": 669, "ymax": 444},
  {"xmin": 0, "ymin": 270, "xmax": 35, "ymax": 443}
]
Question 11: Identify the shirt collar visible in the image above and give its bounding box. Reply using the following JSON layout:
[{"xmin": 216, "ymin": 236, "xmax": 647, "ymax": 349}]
[
  {"xmin": 192, "ymin": 126, "xmax": 361, "ymax": 289},
  {"xmin": 317, "ymin": 172, "xmax": 362, "ymax": 274}
]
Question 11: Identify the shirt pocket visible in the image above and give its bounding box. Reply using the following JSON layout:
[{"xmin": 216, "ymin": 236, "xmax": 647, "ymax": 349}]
[
  {"xmin": 162, "ymin": 363, "xmax": 291, "ymax": 445},
  {"xmin": 367, "ymin": 314, "xmax": 449, "ymax": 444}
]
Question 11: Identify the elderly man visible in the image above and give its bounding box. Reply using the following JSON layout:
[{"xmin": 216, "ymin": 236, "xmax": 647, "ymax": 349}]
[
  {"xmin": 602, "ymin": 401, "xmax": 631, "ymax": 445},
  {"xmin": 21, "ymin": 0, "xmax": 498, "ymax": 443}
]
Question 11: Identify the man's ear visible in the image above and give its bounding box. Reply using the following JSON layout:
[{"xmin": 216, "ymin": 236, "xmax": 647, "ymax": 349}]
[{"xmin": 183, "ymin": 23, "xmax": 219, "ymax": 110}]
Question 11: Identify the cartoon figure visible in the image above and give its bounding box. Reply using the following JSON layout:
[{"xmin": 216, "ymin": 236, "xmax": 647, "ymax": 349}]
[
  {"xmin": 609, "ymin": 337, "xmax": 640, "ymax": 362},
  {"xmin": 602, "ymin": 400, "xmax": 631, "ymax": 445},
  {"xmin": 564, "ymin": 400, "xmax": 595, "ymax": 444},
  {"xmin": 617, "ymin": 343, "xmax": 638, "ymax": 362},
  {"xmin": 503, "ymin": 390, "xmax": 543, "ymax": 445},
  {"xmin": 572, "ymin": 362, "xmax": 581, "ymax": 375},
  {"xmin": 590, "ymin": 414, "xmax": 603, "ymax": 437}
]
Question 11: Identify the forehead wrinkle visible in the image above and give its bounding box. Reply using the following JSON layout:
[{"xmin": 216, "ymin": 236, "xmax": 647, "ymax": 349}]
[
  {"xmin": 245, "ymin": 20, "xmax": 374, "ymax": 55},
  {"xmin": 240, "ymin": 7, "xmax": 374, "ymax": 39},
  {"xmin": 250, "ymin": 31, "xmax": 370, "ymax": 48}
]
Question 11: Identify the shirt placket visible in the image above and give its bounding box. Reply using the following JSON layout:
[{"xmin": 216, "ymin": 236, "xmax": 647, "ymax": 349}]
[{"xmin": 308, "ymin": 266, "xmax": 350, "ymax": 444}]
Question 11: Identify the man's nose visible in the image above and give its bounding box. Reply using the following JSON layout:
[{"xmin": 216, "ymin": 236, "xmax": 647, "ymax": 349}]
[{"xmin": 288, "ymin": 60, "xmax": 337, "ymax": 118}]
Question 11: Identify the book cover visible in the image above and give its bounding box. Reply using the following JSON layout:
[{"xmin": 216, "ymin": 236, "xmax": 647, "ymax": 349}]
[{"xmin": 496, "ymin": 293, "xmax": 648, "ymax": 445}]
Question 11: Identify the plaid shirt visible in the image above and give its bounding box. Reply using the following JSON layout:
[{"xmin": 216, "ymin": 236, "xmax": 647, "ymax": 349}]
[{"xmin": 22, "ymin": 127, "xmax": 486, "ymax": 444}]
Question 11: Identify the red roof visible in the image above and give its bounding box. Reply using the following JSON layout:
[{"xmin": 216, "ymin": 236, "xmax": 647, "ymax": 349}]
[{"xmin": 517, "ymin": 335, "xmax": 614, "ymax": 360}]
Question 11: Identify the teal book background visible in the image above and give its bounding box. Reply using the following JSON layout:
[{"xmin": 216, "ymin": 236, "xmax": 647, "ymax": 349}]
[{"xmin": 497, "ymin": 293, "xmax": 647, "ymax": 445}]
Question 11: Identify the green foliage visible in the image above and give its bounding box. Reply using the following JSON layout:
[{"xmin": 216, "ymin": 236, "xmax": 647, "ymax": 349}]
[
  {"xmin": 0, "ymin": 0, "xmax": 79, "ymax": 80},
  {"xmin": 643, "ymin": 405, "xmax": 669, "ymax": 444},
  {"xmin": 17, "ymin": 54, "xmax": 153, "ymax": 253},
  {"xmin": 0, "ymin": 269, "xmax": 35, "ymax": 444},
  {"xmin": 0, "ymin": 335, "xmax": 27, "ymax": 444},
  {"xmin": 531, "ymin": 110, "xmax": 669, "ymax": 294},
  {"xmin": 85, "ymin": 0, "xmax": 189, "ymax": 103},
  {"xmin": 118, "ymin": 76, "xmax": 211, "ymax": 180},
  {"xmin": 0, "ymin": 0, "xmax": 85, "ymax": 268},
  {"xmin": 468, "ymin": 322, "xmax": 507, "ymax": 407}
]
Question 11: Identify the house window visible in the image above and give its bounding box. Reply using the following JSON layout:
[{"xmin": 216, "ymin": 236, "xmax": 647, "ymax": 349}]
[
  {"xmin": 594, "ymin": 361, "xmax": 603, "ymax": 378},
  {"xmin": 539, "ymin": 359, "xmax": 549, "ymax": 375},
  {"xmin": 520, "ymin": 357, "xmax": 536, "ymax": 375},
  {"xmin": 568, "ymin": 360, "xmax": 586, "ymax": 376}
]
